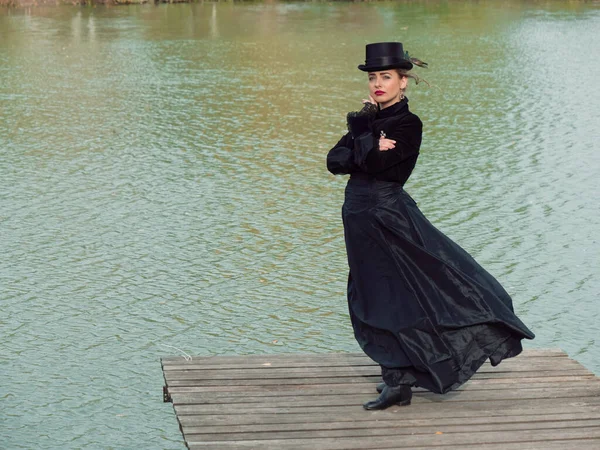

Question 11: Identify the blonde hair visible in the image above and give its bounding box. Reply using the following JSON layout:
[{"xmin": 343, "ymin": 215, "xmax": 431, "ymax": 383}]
[{"xmin": 396, "ymin": 69, "xmax": 429, "ymax": 95}]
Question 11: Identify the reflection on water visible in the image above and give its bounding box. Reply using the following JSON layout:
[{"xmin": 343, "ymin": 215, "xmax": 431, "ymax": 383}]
[{"xmin": 1, "ymin": 2, "xmax": 599, "ymax": 448}]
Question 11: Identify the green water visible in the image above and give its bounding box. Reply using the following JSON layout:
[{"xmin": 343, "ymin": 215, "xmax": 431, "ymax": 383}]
[{"xmin": 1, "ymin": 2, "xmax": 599, "ymax": 448}]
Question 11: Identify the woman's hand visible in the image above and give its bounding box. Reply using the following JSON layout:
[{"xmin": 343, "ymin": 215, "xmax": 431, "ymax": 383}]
[
  {"xmin": 362, "ymin": 94, "xmax": 377, "ymax": 105},
  {"xmin": 361, "ymin": 95, "xmax": 394, "ymax": 151},
  {"xmin": 379, "ymin": 137, "xmax": 396, "ymax": 151},
  {"xmin": 347, "ymin": 95, "xmax": 378, "ymax": 137}
]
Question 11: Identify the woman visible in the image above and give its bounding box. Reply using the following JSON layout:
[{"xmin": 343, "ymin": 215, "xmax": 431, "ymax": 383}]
[{"xmin": 327, "ymin": 42, "xmax": 535, "ymax": 411}]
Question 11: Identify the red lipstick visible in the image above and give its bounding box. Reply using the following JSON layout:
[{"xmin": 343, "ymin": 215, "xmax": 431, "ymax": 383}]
[{"xmin": 374, "ymin": 90, "xmax": 385, "ymax": 96}]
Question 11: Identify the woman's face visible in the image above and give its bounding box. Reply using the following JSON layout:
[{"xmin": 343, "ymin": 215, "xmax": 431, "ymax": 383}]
[{"xmin": 368, "ymin": 70, "xmax": 408, "ymax": 109}]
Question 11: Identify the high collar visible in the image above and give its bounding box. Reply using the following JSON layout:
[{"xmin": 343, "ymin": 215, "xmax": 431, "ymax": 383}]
[{"xmin": 376, "ymin": 97, "xmax": 409, "ymax": 119}]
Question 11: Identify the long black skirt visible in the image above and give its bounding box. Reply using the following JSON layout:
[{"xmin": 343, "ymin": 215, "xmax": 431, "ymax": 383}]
[{"xmin": 342, "ymin": 175, "xmax": 535, "ymax": 394}]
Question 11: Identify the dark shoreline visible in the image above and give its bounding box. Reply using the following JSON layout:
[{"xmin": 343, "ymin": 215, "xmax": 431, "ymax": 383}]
[
  {"xmin": 0, "ymin": 0, "xmax": 308, "ymax": 6},
  {"xmin": 0, "ymin": 0, "xmax": 195, "ymax": 6},
  {"xmin": 2, "ymin": 0, "xmax": 596, "ymax": 8}
]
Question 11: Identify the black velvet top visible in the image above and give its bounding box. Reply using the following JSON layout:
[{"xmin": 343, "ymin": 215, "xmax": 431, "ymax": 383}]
[{"xmin": 326, "ymin": 98, "xmax": 423, "ymax": 185}]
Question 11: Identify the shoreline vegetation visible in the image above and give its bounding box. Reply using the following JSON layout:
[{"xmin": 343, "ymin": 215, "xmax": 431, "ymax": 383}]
[
  {"xmin": 0, "ymin": 0, "xmax": 194, "ymax": 5},
  {"xmin": 2, "ymin": 0, "xmax": 596, "ymax": 8},
  {"xmin": 0, "ymin": 0, "xmax": 311, "ymax": 6}
]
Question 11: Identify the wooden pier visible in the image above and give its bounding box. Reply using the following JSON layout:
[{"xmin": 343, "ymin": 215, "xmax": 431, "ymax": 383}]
[{"xmin": 161, "ymin": 348, "xmax": 600, "ymax": 449}]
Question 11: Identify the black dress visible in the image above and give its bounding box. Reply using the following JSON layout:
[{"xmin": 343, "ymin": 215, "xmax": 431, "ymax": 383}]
[{"xmin": 327, "ymin": 98, "xmax": 535, "ymax": 394}]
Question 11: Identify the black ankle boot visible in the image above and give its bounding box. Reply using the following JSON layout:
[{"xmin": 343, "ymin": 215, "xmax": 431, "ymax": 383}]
[
  {"xmin": 363, "ymin": 385, "xmax": 412, "ymax": 410},
  {"xmin": 376, "ymin": 382, "xmax": 386, "ymax": 393}
]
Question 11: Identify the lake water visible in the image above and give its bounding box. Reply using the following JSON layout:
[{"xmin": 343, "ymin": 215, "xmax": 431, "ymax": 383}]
[{"xmin": 1, "ymin": 1, "xmax": 599, "ymax": 448}]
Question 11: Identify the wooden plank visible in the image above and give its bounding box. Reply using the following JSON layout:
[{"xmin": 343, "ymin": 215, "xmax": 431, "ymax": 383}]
[
  {"xmin": 171, "ymin": 385, "xmax": 600, "ymax": 408},
  {"xmin": 466, "ymin": 375, "xmax": 598, "ymax": 384},
  {"xmin": 166, "ymin": 375, "xmax": 377, "ymax": 387},
  {"xmin": 162, "ymin": 354, "xmax": 572, "ymax": 371},
  {"xmin": 166, "ymin": 376, "xmax": 599, "ymax": 395},
  {"xmin": 163, "ymin": 363, "xmax": 589, "ymax": 381},
  {"xmin": 460, "ymin": 369, "xmax": 595, "ymax": 379},
  {"xmin": 173, "ymin": 386, "xmax": 600, "ymax": 414},
  {"xmin": 186, "ymin": 427, "xmax": 600, "ymax": 449},
  {"xmin": 182, "ymin": 411, "xmax": 600, "ymax": 435},
  {"xmin": 169, "ymin": 379, "xmax": 599, "ymax": 398},
  {"xmin": 174, "ymin": 396, "xmax": 600, "ymax": 417},
  {"xmin": 163, "ymin": 356, "xmax": 580, "ymax": 373},
  {"xmin": 176, "ymin": 399, "xmax": 600, "ymax": 427},
  {"xmin": 170, "ymin": 378, "xmax": 600, "ymax": 398},
  {"xmin": 164, "ymin": 370, "xmax": 595, "ymax": 387},
  {"xmin": 160, "ymin": 348, "xmax": 567, "ymax": 364},
  {"xmin": 187, "ymin": 418, "xmax": 600, "ymax": 441},
  {"xmin": 165, "ymin": 358, "xmax": 585, "ymax": 379},
  {"xmin": 422, "ymin": 441, "xmax": 600, "ymax": 450}
]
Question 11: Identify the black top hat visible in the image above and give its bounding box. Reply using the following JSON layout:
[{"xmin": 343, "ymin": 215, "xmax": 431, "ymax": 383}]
[{"xmin": 358, "ymin": 42, "xmax": 413, "ymax": 72}]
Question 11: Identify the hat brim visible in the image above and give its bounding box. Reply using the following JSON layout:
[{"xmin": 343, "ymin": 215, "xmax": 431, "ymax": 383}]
[{"xmin": 358, "ymin": 61, "xmax": 413, "ymax": 72}]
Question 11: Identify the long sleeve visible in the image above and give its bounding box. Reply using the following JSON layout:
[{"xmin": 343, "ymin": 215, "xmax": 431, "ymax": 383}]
[
  {"xmin": 327, "ymin": 102, "xmax": 380, "ymax": 175},
  {"xmin": 326, "ymin": 132, "xmax": 358, "ymax": 175},
  {"xmin": 357, "ymin": 115, "xmax": 422, "ymax": 174}
]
